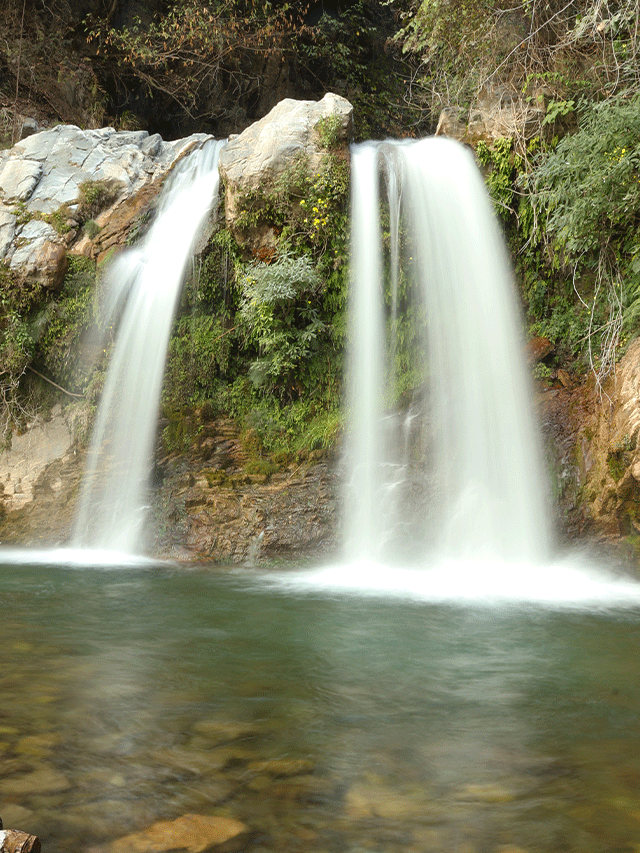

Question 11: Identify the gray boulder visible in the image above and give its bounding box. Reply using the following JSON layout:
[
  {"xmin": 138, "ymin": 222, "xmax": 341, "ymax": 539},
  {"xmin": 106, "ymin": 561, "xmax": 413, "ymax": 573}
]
[
  {"xmin": 0, "ymin": 125, "xmax": 211, "ymax": 287},
  {"xmin": 219, "ymin": 92, "xmax": 353, "ymax": 255}
]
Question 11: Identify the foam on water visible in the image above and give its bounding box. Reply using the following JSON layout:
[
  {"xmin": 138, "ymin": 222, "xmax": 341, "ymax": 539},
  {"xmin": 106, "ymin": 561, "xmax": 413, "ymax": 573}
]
[
  {"xmin": 257, "ymin": 557, "xmax": 640, "ymax": 611},
  {"xmin": 0, "ymin": 545, "xmax": 162, "ymax": 568}
]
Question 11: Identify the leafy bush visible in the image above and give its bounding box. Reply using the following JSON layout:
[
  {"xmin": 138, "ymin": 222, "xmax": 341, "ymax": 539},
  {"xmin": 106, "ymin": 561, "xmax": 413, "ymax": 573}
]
[
  {"xmin": 516, "ymin": 90, "xmax": 640, "ymax": 383},
  {"xmin": 164, "ymin": 314, "xmax": 234, "ymax": 409},
  {"xmin": 528, "ymin": 92, "xmax": 640, "ymax": 258},
  {"xmin": 238, "ymin": 251, "xmax": 326, "ymax": 394}
]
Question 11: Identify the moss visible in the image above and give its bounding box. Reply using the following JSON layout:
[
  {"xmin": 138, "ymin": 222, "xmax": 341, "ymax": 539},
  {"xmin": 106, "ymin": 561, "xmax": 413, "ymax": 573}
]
[
  {"xmin": 203, "ymin": 469, "xmax": 228, "ymax": 487},
  {"xmin": 42, "ymin": 203, "xmax": 75, "ymax": 235},
  {"xmin": 244, "ymin": 459, "xmax": 280, "ymax": 476},
  {"xmin": 35, "ymin": 256, "xmax": 97, "ymax": 391},
  {"xmin": 77, "ymin": 179, "xmax": 120, "ymax": 222},
  {"xmin": 83, "ymin": 219, "xmax": 101, "ymax": 239},
  {"xmin": 607, "ymin": 450, "xmax": 631, "ymax": 484}
]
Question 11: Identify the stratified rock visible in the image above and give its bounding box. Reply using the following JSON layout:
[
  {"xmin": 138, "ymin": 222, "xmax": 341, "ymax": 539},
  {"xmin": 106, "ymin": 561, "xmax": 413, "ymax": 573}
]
[
  {"xmin": 0, "ymin": 408, "xmax": 74, "ymax": 513},
  {"xmin": 0, "ymin": 125, "xmax": 213, "ymax": 283},
  {"xmin": 218, "ymin": 92, "xmax": 352, "ymax": 255},
  {"xmin": 93, "ymin": 813, "xmax": 250, "ymax": 853},
  {"xmin": 581, "ymin": 338, "xmax": 640, "ymax": 537}
]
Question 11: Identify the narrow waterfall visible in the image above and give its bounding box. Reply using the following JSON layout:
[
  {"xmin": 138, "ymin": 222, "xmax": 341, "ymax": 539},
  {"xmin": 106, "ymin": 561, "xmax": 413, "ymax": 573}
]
[
  {"xmin": 344, "ymin": 138, "xmax": 551, "ymax": 565},
  {"xmin": 73, "ymin": 140, "xmax": 225, "ymax": 553}
]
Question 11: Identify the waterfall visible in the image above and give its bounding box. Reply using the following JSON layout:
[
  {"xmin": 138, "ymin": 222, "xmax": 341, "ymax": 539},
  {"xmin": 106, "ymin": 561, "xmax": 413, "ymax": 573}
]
[
  {"xmin": 343, "ymin": 137, "xmax": 551, "ymax": 565},
  {"xmin": 73, "ymin": 139, "xmax": 225, "ymax": 554}
]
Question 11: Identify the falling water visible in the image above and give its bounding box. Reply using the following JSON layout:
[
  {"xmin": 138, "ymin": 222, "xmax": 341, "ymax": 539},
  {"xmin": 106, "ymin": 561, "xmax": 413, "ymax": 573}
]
[
  {"xmin": 343, "ymin": 137, "xmax": 551, "ymax": 565},
  {"xmin": 73, "ymin": 139, "xmax": 225, "ymax": 553}
]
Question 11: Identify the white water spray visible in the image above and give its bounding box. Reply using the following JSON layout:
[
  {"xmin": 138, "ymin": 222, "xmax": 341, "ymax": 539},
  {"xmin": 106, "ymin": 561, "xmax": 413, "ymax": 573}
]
[
  {"xmin": 73, "ymin": 139, "xmax": 225, "ymax": 553},
  {"xmin": 343, "ymin": 138, "xmax": 551, "ymax": 564},
  {"xmin": 260, "ymin": 137, "xmax": 640, "ymax": 608}
]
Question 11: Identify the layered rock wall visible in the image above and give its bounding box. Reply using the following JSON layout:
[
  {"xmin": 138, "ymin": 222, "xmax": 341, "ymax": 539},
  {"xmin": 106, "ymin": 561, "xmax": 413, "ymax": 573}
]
[{"xmin": 0, "ymin": 95, "xmax": 351, "ymax": 560}]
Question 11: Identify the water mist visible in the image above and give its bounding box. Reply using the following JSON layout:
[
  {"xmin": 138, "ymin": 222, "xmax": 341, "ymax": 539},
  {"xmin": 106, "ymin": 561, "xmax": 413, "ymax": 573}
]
[
  {"xmin": 73, "ymin": 140, "xmax": 225, "ymax": 553},
  {"xmin": 343, "ymin": 137, "xmax": 551, "ymax": 565}
]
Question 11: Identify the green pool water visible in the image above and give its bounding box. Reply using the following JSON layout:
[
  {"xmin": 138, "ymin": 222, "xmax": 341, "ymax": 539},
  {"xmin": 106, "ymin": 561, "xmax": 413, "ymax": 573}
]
[{"xmin": 2, "ymin": 556, "xmax": 640, "ymax": 853}]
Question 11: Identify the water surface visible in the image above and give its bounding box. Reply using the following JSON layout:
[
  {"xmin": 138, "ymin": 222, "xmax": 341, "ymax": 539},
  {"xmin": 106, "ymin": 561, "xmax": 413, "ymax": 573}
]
[{"xmin": 2, "ymin": 557, "xmax": 640, "ymax": 853}]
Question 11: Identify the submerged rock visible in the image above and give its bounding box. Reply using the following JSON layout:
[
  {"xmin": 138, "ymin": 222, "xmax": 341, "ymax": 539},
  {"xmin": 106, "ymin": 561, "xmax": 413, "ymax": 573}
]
[{"xmin": 93, "ymin": 813, "xmax": 250, "ymax": 853}]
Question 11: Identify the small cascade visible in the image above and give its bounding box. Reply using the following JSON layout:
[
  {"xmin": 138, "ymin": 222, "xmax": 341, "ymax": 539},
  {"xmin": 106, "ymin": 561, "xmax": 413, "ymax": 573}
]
[
  {"xmin": 343, "ymin": 137, "xmax": 551, "ymax": 565},
  {"xmin": 73, "ymin": 139, "xmax": 225, "ymax": 553}
]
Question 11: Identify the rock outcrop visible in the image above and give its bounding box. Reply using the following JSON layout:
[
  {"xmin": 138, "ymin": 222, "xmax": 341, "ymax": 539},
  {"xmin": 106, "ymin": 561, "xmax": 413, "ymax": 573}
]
[
  {"xmin": 151, "ymin": 419, "xmax": 338, "ymax": 563},
  {"xmin": 0, "ymin": 99, "xmax": 348, "ymax": 560},
  {"xmin": 219, "ymin": 92, "xmax": 353, "ymax": 257},
  {"xmin": 0, "ymin": 125, "xmax": 211, "ymax": 284},
  {"xmin": 578, "ymin": 340, "xmax": 640, "ymax": 541}
]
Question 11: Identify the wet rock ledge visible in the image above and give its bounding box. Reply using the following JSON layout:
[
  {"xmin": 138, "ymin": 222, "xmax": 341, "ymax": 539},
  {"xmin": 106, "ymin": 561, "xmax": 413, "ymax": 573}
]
[{"xmin": 150, "ymin": 417, "xmax": 340, "ymax": 564}]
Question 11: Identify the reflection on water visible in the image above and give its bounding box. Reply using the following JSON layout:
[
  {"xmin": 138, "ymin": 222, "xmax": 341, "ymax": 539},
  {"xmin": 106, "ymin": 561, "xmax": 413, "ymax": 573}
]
[{"xmin": 2, "ymin": 559, "xmax": 640, "ymax": 853}]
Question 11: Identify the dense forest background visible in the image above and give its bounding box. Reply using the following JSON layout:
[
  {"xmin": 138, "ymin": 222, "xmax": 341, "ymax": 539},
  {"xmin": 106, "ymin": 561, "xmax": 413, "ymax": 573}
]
[{"xmin": 1, "ymin": 0, "xmax": 639, "ymax": 469}]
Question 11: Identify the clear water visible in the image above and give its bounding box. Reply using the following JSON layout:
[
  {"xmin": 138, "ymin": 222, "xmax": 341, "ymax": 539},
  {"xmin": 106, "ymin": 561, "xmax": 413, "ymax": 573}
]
[{"xmin": 3, "ymin": 557, "xmax": 640, "ymax": 853}]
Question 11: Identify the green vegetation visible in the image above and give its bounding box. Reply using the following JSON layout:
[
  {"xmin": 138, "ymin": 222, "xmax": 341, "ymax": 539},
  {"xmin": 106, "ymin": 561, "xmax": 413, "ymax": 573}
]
[
  {"xmin": 0, "ymin": 0, "xmax": 639, "ymax": 470},
  {"xmin": 77, "ymin": 180, "xmax": 120, "ymax": 221},
  {"xmin": 394, "ymin": 0, "xmax": 640, "ymax": 122},
  {"xmin": 35, "ymin": 256, "xmax": 98, "ymax": 393},
  {"xmin": 160, "ymin": 147, "xmax": 350, "ymax": 463},
  {"xmin": 388, "ymin": 0, "xmax": 639, "ymax": 387},
  {"xmin": 469, "ymin": 90, "xmax": 640, "ymax": 387}
]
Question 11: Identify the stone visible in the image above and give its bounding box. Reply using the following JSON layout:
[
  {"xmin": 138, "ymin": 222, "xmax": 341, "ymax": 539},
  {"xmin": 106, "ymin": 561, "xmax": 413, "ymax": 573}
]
[
  {"xmin": 95, "ymin": 813, "xmax": 250, "ymax": 853},
  {"xmin": 0, "ymin": 160, "xmax": 43, "ymax": 201},
  {"xmin": 9, "ymin": 220, "xmax": 66, "ymax": 290},
  {"xmin": 453, "ymin": 782, "xmax": 517, "ymax": 803},
  {"xmin": 0, "ymin": 767, "xmax": 72, "ymax": 796},
  {"xmin": 581, "ymin": 338, "xmax": 640, "ymax": 534},
  {"xmin": 0, "ymin": 829, "xmax": 41, "ymax": 853},
  {"xmin": 218, "ymin": 92, "xmax": 352, "ymax": 254},
  {"xmin": 0, "ymin": 210, "xmax": 16, "ymax": 257},
  {"xmin": 246, "ymin": 758, "xmax": 315, "ymax": 777},
  {"xmin": 19, "ymin": 118, "xmax": 39, "ymax": 140},
  {"xmin": 0, "ymin": 807, "xmax": 35, "ymax": 835},
  {"xmin": 435, "ymin": 85, "xmax": 546, "ymax": 147},
  {"xmin": 345, "ymin": 781, "xmax": 427, "ymax": 820},
  {"xmin": 190, "ymin": 719, "xmax": 258, "ymax": 743},
  {"xmin": 28, "ymin": 240, "xmax": 68, "ymax": 290},
  {"xmin": 15, "ymin": 733, "xmax": 60, "ymax": 758},
  {"xmin": 435, "ymin": 107, "xmax": 467, "ymax": 140},
  {"xmin": 151, "ymin": 746, "xmax": 228, "ymax": 776},
  {"xmin": 0, "ymin": 124, "xmax": 213, "ymax": 270},
  {"xmin": 527, "ymin": 336, "xmax": 554, "ymax": 364},
  {"xmin": 0, "ymin": 412, "xmax": 73, "ymax": 512}
]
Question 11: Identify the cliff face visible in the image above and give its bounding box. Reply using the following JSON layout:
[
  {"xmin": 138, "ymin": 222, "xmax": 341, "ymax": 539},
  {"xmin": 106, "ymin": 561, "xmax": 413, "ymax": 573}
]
[
  {"xmin": 577, "ymin": 341, "xmax": 640, "ymax": 546},
  {"xmin": 0, "ymin": 95, "xmax": 351, "ymax": 563},
  {"xmin": 1, "ymin": 89, "xmax": 639, "ymax": 565}
]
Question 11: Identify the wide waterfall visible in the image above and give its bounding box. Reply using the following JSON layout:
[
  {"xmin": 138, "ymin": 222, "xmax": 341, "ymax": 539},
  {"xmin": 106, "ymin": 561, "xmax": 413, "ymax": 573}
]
[
  {"xmin": 343, "ymin": 137, "xmax": 551, "ymax": 565},
  {"xmin": 72, "ymin": 139, "xmax": 225, "ymax": 553}
]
